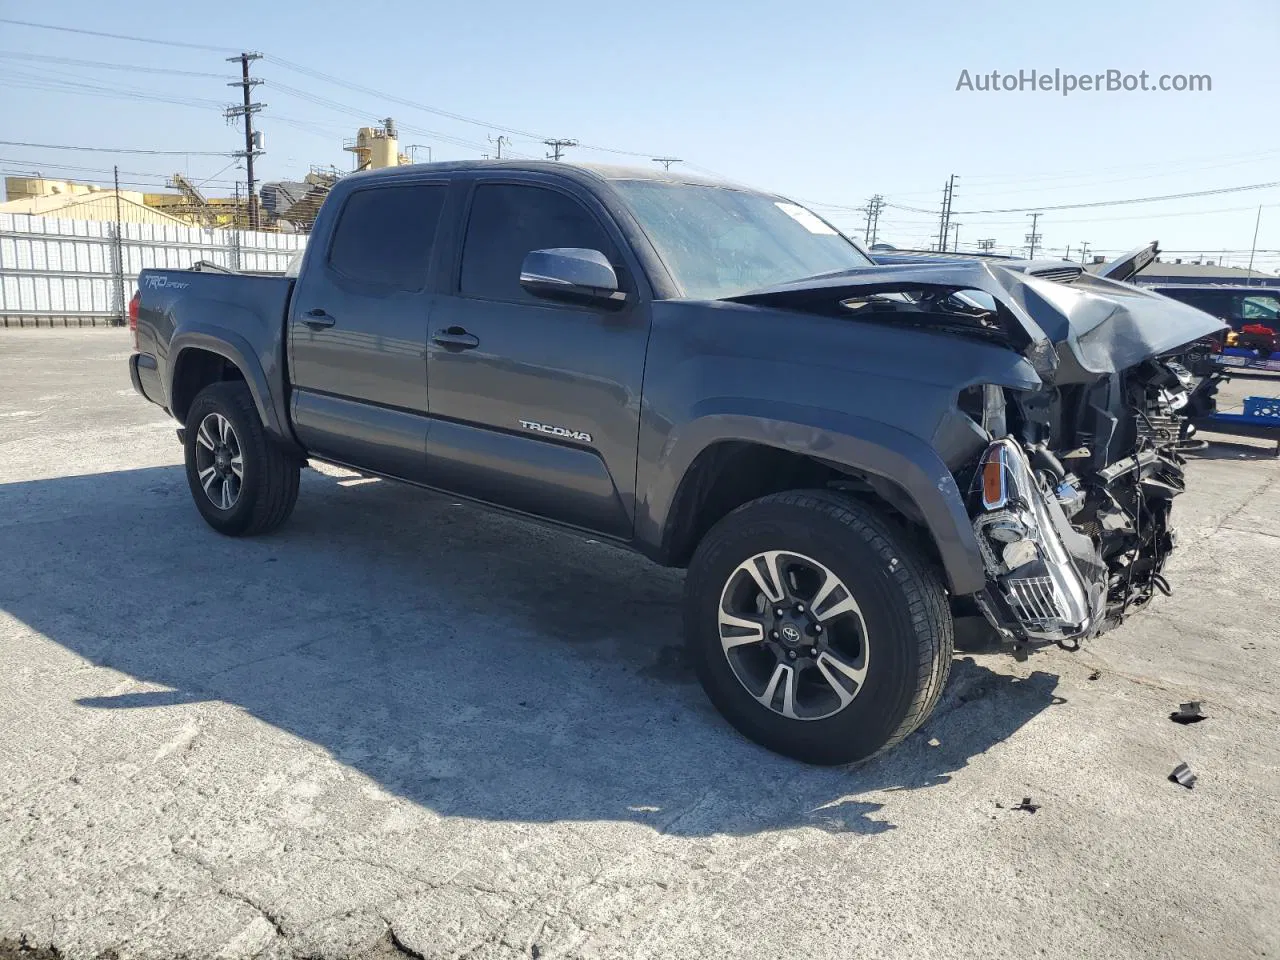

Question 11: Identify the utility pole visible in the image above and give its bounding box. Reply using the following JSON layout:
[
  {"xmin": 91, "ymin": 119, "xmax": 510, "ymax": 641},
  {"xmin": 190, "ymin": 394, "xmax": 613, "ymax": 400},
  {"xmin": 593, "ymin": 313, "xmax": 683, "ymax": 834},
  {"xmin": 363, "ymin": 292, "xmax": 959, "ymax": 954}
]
[
  {"xmin": 651, "ymin": 157, "xmax": 682, "ymax": 171},
  {"xmin": 226, "ymin": 52, "xmax": 265, "ymax": 230},
  {"xmin": 489, "ymin": 135, "xmax": 509, "ymax": 159},
  {"xmin": 1079, "ymin": 241, "xmax": 1090, "ymax": 264},
  {"xmin": 1024, "ymin": 212, "xmax": 1042, "ymax": 259},
  {"xmin": 112, "ymin": 164, "xmax": 125, "ymax": 326},
  {"xmin": 936, "ymin": 174, "xmax": 957, "ymax": 252},
  {"xmin": 1247, "ymin": 204, "xmax": 1263, "ymax": 285},
  {"xmin": 861, "ymin": 194, "xmax": 884, "ymax": 246},
  {"xmin": 543, "ymin": 138, "xmax": 577, "ymax": 161},
  {"xmin": 950, "ymin": 221, "xmax": 962, "ymax": 253},
  {"xmin": 977, "ymin": 238, "xmax": 997, "ymax": 253}
]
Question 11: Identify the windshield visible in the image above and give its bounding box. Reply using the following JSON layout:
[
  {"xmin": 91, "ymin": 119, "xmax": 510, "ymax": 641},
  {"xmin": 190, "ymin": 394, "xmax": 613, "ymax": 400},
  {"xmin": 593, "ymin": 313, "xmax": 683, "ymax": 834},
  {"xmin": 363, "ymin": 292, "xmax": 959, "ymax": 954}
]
[{"xmin": 612, "ymin": 179, "xmax": 873, "ymax": 300}]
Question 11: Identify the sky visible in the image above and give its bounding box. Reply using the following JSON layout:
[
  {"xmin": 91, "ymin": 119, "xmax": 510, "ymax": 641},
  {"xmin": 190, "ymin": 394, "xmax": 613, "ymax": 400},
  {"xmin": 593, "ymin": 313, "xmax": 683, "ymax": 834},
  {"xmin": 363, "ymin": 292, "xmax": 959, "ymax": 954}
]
[{"xmin": 2, "ymin": 0, "xmax": 1279, "ymax": 270}]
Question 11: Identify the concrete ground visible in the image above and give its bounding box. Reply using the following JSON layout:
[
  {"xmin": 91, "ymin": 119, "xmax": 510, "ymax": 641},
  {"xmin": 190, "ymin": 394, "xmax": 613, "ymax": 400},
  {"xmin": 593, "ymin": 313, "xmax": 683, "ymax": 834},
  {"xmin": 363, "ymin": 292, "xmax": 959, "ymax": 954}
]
[{"xmin": 1, "ymin": 329, "xmax": 1277, "ymax": 960}]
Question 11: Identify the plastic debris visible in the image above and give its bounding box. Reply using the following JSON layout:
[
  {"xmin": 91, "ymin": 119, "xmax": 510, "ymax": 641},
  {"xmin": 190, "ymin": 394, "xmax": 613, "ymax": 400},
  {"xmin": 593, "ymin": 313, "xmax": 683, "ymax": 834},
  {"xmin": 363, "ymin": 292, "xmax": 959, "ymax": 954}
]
[
  {"xmin": 1170, "ymin": 701, "xmax": 1207, "ymax": 725},
  {"xmin": 1169, "ymin": 762, "xmax": 1197, "ymax": 789}
]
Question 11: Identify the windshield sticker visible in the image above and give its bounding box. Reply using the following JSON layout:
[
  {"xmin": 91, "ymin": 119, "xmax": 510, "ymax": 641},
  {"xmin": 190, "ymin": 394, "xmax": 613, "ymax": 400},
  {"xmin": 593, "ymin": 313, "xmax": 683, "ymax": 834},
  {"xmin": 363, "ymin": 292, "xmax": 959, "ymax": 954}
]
[{"xmin": 775, "ymin": 202, "xmax": 837, "ymax": 235}]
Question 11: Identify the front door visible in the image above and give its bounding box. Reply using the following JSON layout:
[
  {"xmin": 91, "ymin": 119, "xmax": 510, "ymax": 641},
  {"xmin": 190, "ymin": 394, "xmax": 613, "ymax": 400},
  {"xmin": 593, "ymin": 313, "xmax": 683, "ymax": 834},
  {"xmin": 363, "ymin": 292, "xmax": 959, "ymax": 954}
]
[
  {"xmin": 288, "ymin": 180, "xmax": 448, "ymax": 482},
  {"xmin": 425, "ymin": 179, "xmax": 649, "ymax": 538}
]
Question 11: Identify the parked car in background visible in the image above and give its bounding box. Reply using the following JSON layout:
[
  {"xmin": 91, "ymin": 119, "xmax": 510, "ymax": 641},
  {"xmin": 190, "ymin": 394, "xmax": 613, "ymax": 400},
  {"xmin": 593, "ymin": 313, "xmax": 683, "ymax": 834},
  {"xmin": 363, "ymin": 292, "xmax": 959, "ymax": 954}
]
[{"xmin": 1146, "ymin": 284, "xmax": 1280, "ymax": 355}]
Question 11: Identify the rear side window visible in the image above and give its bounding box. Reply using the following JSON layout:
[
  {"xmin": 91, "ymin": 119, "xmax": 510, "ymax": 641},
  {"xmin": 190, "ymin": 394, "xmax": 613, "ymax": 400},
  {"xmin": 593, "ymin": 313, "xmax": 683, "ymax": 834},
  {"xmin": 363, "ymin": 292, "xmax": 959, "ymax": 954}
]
[
  {"xmin": 328, "ymin": 184, "xmax": 446, "ymax": 290},
  {"xmin": 459, "ymin": 183, "xmax": 614, "ymax": 302}
]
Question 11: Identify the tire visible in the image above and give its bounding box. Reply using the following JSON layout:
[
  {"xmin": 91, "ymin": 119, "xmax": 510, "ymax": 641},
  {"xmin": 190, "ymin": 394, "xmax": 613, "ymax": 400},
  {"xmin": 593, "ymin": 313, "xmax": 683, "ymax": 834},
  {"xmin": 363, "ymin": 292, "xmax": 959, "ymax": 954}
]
[
  {"xmin": 683, "ymin": 489, "xmax": 952, "ymax": 765},
  {"xmin": 183, "ymin": 381, "xmax": 300, "ymax": 536}
]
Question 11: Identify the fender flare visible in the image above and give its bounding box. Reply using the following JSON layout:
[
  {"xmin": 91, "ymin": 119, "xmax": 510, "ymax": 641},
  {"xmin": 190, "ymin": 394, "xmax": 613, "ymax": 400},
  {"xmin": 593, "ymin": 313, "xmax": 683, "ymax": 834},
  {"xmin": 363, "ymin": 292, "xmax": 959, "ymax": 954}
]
[
  {"xmin": 642, "ymin": 399, "xmax": 986, "ymax": 596},
  {"xmin": 169, "ymin": 324, "xmax": 289, "ymax": 443}
]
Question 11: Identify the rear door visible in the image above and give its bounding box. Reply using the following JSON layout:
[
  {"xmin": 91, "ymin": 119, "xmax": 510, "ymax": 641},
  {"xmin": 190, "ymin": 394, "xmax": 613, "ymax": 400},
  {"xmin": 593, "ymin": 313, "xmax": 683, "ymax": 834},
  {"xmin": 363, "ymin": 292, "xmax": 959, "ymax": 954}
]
[
  {"xmin": 288, "ymin": 179, "xmax": 448, "ymax": 482},
  {"xmin": 424, "ymin": 176, "xmax": 651, "ymax": 538}
]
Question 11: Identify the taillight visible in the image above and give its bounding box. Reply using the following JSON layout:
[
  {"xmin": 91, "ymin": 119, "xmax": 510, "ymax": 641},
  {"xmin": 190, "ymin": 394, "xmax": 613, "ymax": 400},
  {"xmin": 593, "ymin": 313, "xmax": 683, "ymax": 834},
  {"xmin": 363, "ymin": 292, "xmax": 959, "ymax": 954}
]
[{"xmin": 128, "ymin": 291, "xmax": 141, "ymax": 348}]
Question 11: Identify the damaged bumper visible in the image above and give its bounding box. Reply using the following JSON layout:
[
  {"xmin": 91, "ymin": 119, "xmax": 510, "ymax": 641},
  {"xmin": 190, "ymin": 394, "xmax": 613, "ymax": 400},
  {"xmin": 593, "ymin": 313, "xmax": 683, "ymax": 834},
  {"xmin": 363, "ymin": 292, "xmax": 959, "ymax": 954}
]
[{"xmin": 970, "ymin": 438, "xmax": 1105, "ymax": 649}]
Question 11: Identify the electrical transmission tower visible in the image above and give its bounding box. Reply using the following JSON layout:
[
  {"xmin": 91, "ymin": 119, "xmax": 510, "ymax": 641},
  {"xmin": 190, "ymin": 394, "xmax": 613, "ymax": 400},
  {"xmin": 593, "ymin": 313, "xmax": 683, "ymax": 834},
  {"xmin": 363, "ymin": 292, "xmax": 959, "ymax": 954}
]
[
  {"xmin": 861, "ymin": 194, "xmax": 884, "ymax": 246},
  {"xmin": 1024, "ymin": 212, "xmax": 1042, "ymax": 259},
  {"xmin": 225, "ymin": 52, "xmax": 265, "ymax": 229},
  {"xmin": 651, "ymin": 157, "xmax": 682, "ymax": 171},
  {"xmin": 543, "ymin": 139, "xmax": 578, "ymax": 161},
  {"xmin": 936, "ymin": 174, "xmax": 957, "ymax": 252}
]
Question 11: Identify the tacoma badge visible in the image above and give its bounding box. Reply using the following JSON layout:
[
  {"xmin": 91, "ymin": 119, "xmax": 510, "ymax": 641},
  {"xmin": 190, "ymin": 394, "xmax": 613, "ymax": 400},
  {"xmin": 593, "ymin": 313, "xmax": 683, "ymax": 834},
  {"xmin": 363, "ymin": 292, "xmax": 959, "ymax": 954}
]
[{"xmin": 518, "ymin": 419, "xmax": 592, "ymax": 443}]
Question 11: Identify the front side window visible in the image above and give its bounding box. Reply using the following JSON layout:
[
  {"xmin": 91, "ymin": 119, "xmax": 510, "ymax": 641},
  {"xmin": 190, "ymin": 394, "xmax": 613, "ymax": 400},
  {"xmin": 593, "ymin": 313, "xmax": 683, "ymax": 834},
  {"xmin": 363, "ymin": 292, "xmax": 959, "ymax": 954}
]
[
  {"xmin": 328, "ymin": 184, "xmax": 446, "ymax": 290},
  {"xmin": 612, "ymin": 179, "xmax": 872, "ymax": 300},
  {"xmin": 460, "ymin": 183, "xmax": 613, "ymax": 302}
]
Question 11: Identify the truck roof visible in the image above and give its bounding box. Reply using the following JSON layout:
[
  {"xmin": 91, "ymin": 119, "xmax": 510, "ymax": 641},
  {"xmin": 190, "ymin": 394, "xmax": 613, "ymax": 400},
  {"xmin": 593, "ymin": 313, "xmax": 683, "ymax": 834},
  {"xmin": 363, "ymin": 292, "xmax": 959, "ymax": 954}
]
[{"xmin": 337, "ymin": 159, "xmax": 748, "ymax": 191}]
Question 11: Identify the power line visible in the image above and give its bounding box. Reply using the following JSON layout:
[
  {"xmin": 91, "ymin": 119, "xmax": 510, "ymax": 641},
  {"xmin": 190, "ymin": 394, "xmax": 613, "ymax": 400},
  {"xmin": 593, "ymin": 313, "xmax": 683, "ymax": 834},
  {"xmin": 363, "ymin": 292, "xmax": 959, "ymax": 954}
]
[
  {"xmin": 0, "ymin": 50, "xmax": 227, "ymax": 78},
  {"xmin": 265, "ymin": 54, "xmax": 545, "ymax": 140},
  {"xmin": 0, "ymin": 16, "xmax": 234, "ymax": 52},
  {"xmin": 0, "ymin": 140, "xmax": 230, "ymax": 156},
  {"xmin": 954, "ymin": 181, "xmax": 1280, "ymax": 215}
]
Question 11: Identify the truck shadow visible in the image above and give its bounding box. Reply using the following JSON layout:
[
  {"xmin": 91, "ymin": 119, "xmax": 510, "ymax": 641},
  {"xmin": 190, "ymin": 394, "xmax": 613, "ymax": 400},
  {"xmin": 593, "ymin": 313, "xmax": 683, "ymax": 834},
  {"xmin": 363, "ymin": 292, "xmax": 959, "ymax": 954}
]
[{"xmin": 0, "ymin": 465, "xmax": 1061, "ymax": 836}]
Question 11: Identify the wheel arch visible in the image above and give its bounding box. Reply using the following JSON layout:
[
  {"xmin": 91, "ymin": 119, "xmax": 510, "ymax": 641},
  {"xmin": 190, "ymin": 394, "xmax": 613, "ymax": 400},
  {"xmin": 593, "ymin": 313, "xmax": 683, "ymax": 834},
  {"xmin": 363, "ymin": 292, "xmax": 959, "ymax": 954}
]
[
  {"xmin": 168, "ymin": 326, "xmax": 294, "ymax": 449},
  {"xmin": 641, "ymin": 405, "xmax": 986, "ymax": 596}
]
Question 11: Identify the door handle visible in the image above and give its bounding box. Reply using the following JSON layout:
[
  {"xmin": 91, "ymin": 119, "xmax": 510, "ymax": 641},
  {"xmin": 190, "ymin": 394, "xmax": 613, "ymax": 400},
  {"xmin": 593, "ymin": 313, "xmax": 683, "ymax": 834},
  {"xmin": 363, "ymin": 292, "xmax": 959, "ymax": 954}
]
[
  {"xmin": 432, "ymin": 326, "xmax": 479, "ymax": 350},
  {"xmin": 302, "ymin": 308, "xmax": 336, "ymax": 329}
]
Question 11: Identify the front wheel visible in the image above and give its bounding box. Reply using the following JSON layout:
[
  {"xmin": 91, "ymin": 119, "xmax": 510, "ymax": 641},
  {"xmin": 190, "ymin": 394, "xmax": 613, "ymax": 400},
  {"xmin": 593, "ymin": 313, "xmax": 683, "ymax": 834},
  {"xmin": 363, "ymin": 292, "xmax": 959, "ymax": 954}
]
[
  {"xmin": 683, "ymin": 490, "xmax": 953, "ymax": 765},
  {"xmin": 183, "ymin": 381, "xmax": 300, "ymax": 536}
]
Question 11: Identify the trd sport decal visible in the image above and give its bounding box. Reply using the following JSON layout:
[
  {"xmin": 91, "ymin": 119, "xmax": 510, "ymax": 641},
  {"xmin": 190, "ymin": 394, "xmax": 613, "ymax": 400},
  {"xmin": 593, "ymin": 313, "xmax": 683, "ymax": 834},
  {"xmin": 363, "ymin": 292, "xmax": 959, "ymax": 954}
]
[{"xmin": 518, "ymin": 419, "xmax": 593, "ymax": 443}]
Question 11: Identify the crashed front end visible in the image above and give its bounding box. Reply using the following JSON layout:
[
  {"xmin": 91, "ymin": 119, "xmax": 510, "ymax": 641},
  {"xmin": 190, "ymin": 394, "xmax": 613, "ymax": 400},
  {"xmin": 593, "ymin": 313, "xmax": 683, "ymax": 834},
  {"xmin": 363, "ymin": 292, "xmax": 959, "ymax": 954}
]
[
  {"xmin": 962, "ymin": 359, "xmax": 1194, "ymax": 652},
  {"xmin": 731, "ymin": 258, "xmax": 1226, "ymax": 654}
]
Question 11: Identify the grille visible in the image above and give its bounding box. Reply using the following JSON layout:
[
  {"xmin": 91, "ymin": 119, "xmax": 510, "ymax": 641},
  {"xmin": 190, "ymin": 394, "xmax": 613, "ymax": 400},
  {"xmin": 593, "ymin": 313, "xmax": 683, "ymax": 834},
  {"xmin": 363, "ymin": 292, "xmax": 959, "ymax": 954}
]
[
  {"xmin": 1005, "ymin": 576, "xmax": 1068, "ymax": 627},
  {"xmin": 1029, "ymin": 266, "xmax": 1083, "ymax": 283}
]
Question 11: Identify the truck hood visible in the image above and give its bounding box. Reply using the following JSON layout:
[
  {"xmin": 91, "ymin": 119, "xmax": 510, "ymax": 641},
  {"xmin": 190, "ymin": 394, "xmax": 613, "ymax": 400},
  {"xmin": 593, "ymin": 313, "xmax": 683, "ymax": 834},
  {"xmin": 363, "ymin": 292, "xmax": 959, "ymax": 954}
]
[{"xmin": 728, "ymin": 261, "xmax": 1227, "ymax": 384}]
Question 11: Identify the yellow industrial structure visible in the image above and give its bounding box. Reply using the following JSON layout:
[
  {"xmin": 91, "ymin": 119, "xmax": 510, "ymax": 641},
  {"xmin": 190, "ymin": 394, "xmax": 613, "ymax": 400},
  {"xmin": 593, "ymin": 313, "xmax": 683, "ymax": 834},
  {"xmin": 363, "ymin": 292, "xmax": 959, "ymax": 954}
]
[
  {"xmin": 1, "ymin": 177, "xmax": 189, "ymax": 226},
  {"xmin": 3, "ymin": 121, "xmax": 418, "ymax": 232},
  {"xmin": 344, "ymin": 118, "xmax": 411, "ymax": 170}
]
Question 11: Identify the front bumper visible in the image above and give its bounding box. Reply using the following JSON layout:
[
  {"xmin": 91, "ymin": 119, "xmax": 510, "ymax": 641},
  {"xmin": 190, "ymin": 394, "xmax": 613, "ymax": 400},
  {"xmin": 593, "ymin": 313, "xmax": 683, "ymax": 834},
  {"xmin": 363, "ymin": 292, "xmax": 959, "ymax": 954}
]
[{"xmin": 129, "ymin": 353, "xmax": 164, "ymax": 408}]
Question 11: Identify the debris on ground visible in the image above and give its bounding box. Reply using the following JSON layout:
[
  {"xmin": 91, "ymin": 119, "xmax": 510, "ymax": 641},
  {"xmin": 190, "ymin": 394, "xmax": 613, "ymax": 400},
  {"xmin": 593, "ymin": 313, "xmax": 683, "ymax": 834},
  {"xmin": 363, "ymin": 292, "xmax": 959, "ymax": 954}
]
[
  {"xmin": 1169, "ymin": 762, "xmax": 1198, "ymax": 789},
  {"xmin": 995, "ymin": 797, "xmax": 1040, "ymax": 813},
  {"xmin": 1088, "ymin": 670, "xmax": 1101, "ymax": 681},
  {"xmin": 1170, "ymin": 701, "xmax": 1207, "ymax": 725}
]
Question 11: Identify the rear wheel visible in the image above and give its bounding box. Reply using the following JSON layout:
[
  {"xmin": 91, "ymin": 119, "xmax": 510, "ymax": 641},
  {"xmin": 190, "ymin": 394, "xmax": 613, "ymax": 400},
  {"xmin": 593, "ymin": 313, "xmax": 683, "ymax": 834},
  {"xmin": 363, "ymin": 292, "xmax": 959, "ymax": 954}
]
[
  {"xmin": 183, "ymin": 381, "xmax": 300, "ymax": 536},
  {"xmin": 683, "ymin": 490, "xmax": 952, "ymax": 765}
]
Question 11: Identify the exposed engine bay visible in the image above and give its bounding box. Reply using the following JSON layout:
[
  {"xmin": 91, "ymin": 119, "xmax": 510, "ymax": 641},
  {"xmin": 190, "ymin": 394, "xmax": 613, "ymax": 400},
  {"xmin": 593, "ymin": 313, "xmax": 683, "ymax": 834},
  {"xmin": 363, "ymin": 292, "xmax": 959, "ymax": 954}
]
[
  {"xmin": 959, "ymin": 358, "xmax": 1196, "ymax": 652},
  {"xmin": 730, "ymin": 252, "xmax": 1229, "ymax": 655}
]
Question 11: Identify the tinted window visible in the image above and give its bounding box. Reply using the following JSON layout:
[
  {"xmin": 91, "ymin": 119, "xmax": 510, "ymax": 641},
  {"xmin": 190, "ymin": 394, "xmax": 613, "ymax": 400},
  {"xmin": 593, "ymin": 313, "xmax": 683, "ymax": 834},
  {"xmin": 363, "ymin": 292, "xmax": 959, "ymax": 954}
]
[
  {"xmin": 328, "ymin": 184, "xmax": 446, "ymax": 290},
  {"xmin": 460, "ymin": 184, "xmax": 613, "ymax": 302}
]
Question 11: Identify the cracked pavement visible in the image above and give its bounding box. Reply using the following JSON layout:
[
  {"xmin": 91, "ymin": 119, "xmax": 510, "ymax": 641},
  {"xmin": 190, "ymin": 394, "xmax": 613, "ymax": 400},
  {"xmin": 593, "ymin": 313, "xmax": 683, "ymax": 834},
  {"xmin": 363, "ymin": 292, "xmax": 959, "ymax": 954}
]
[{"xmin": 1, "ymin": 330, "xmax": 1278, "ymax": 959}]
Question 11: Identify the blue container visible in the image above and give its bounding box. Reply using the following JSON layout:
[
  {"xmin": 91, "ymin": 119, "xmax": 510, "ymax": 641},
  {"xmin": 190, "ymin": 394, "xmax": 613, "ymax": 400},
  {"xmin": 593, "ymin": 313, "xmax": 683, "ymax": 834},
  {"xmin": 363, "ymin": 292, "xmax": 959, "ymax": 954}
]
[{"xmin": 1243, "ymin": 396, "xmax": 1280, "ymax": 421}]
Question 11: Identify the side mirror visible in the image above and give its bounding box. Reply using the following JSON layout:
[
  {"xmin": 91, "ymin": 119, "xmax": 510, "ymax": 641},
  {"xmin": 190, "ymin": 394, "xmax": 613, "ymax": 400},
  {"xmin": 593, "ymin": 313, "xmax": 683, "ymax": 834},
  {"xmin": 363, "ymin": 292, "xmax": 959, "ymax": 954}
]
[{"xmin": 520, "ymin": 248, "xmax": 627, "ymax": 307}]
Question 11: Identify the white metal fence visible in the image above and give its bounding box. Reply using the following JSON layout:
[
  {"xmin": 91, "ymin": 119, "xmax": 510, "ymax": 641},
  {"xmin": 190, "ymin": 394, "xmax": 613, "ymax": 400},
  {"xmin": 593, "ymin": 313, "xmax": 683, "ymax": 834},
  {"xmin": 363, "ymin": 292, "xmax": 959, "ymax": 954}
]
[{"xmin": 0, "ymin": 213, "xmax": 307, "ymax": 328}]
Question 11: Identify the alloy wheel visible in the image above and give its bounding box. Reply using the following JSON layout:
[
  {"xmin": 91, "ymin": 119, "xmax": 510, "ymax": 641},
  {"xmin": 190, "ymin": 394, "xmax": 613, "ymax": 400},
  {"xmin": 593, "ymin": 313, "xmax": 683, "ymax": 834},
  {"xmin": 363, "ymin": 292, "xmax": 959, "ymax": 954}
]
[
  {"xmin": 717, "ymin": 550, "xmax": 870, "ymax": 721},
  {"xmin": 193, "ymin": 412, "xmax": 244, "ymax": 511}
]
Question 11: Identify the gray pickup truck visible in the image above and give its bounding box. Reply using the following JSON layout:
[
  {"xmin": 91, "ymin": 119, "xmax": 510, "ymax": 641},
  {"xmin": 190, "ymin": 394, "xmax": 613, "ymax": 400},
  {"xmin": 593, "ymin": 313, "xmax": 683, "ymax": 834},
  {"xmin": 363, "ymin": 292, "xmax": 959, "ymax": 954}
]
[{"xmin": 129, "ymin": 161, "xmax": 1223, "ymax": 765}]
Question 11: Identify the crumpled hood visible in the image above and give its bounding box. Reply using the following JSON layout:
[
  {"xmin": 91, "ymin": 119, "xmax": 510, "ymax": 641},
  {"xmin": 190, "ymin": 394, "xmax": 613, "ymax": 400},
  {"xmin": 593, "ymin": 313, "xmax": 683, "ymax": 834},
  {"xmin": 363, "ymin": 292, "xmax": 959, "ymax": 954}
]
[{"xmin": 729, "ymin": 261, "xmax": 1227, "ymax": 385}]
